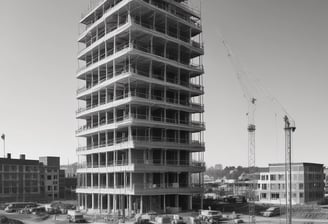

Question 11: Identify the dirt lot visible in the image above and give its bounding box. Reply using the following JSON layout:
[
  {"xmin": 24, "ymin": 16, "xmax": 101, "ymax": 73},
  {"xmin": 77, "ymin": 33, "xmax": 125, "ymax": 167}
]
[{"xmin": 1, "ymin": 209, "xmax": 328, "ymax": 224}]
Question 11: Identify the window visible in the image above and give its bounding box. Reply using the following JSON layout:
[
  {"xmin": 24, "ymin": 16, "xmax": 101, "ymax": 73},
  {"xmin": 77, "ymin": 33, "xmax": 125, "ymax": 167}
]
[
  {"xmin": 47, "ymin": 175, "xmax": 51, "ymax": 180},
  {"xmin": 270, "ymin": 175, "xmax": 276, "ymax": 181},
  {"xmin": 261, "ymin": 193, "xmax": 267, "ymax": 199},
  {"xmin": 53, "ymin": 175, "xmax": 58, "ymax": 180},
  {"xmin": 299, "ymin": 183, "xmax": 304, "ymax": 190},
  {"xmin": 54, "ymin": 186, "xmax": 57, "ymax": 191},
  {"xmin": 271, "ymin": 193, "xmax": 279, "ymax": 199},
  {"xmin": 262, "ymin": 184, "xmax": 267, "ymax": 190},
  {"xmin": 48, "ymin": 186, "xmax": 52, "ymax": 191},
  {"xmin": 300, "ymin": 193, "xmax": 304, "ymax": 198}
]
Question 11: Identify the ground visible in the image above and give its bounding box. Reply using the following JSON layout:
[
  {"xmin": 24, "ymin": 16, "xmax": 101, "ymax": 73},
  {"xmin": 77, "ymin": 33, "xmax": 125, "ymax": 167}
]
[{"xmin": 1, "ymin": 210, "xmax": 328, "ymax": 224}]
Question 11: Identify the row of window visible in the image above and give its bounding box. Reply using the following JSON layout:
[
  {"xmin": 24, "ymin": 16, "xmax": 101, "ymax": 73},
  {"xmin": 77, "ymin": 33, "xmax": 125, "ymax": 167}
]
[
  {"xmin": 0, "ymin": 165, "xmax": 39, "ymax": 172},
  {"xmin": 259, "ymin": 183, "xmax": 304, "ymax": 190},
  {"xmin": 260, "ymin": 192, "xmax": 304, "ymax": 199},
  {"xmin": 261, "ymin": 173, "xmax": 323, "ymax": 181}
]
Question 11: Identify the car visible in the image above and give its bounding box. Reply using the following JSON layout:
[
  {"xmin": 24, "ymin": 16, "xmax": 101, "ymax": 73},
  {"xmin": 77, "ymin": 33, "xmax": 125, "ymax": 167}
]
[
  {"xmin": 172, "ymin": 215, "xmax": 185, "ymax": 224},
  {"xmin": 198, "ymin": 210, "xmax": 223, "ymax": 223},
  {"xmin": 261, "ymin": 207, "xmax": 280, "ymax": 217},
  {"xmin": 234, "ymin": 196, "xmax": 247, "ymax": 204}
]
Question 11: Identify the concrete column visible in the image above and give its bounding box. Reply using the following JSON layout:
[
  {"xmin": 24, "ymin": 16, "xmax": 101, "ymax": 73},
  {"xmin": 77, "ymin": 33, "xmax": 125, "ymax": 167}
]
[
  {"xmin": 130, "ymin": 172, "xmax": 133, "ymax": 189},
  {"xmin": 108, "ymin": 194, "xmax": 111, "ymax": 213},
  {"xmin": 140, "ymin": 196, "xmax": 143, "ymax": 214},
  {"xmin": 77, "ymin": 194, "xmax": 81, "ymax": 210},
  {"xmin": 106, "ymin": 173, "xmax": 109, "ymax": 188},
  {"xmin": 106, "ymin": 152, "xmax": 108, "ymax": 167},
  {"xmin": 114, "ymin": 173, "xmax": 116, "ymax": 188},
  {"xmin": 188, "ymin": 195, "xmax": 192, "ymax": 210},
  {"xmin": 124, "ymin": 172, "xmax": 126, "ymax": 189},
  {"xmin": 175, "ymin": 195, "xmax": 179, "ymax": 208},
  {"xmin": 100, "ymin": 194, "xmax": 103, "ymax": 213},
  {"xmin": 85, "ymin": 194, "xmax": 88, "ymax": 211},
  {"xmin": 128, "ymin": 148, "xmax": 132, "ymax": 164},
  {"xmin": 128, "ymin": 195, "xmax": 132, "ymax": 215},
  {"xmin": 163, "ymin": 195, "xmax": 166, "ymax": 213},
  {"xmin": 92, "ymin": 194, "xmax": 95, "ymax": 210},
  {"xmin": 113, "ymin": 195, "xmax": 117, "ymax": 212},
  {"xmin": 98, "ymin": 173, "xmax": 101, "ymax": 188}
]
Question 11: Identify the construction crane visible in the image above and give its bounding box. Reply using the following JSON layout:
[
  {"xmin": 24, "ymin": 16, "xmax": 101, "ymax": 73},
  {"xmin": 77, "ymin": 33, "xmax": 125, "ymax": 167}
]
[
  {"xmin": 221, "ymin": 38, "xmax": 296, "ymax": 224},
  {"xmin": 221, "ymin": 39, "xmax": 257, "ymax": 224}
]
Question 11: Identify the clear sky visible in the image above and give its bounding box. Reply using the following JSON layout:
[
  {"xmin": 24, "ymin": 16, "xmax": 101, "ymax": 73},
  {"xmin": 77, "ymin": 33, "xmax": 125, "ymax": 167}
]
[{"xmin": 0, "ymin": 0, "xmax": 327, "ymax": 167}]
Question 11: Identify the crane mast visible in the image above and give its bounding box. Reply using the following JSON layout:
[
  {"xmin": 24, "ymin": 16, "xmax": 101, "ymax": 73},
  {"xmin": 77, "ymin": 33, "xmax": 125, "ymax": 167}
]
[
  {"xmin": 247, "ymin": 99, "xmax": 256, "ymax": 224},
  {"xmin": 284, "ymin": 116, "xmax": 296, "ymax": 224}
]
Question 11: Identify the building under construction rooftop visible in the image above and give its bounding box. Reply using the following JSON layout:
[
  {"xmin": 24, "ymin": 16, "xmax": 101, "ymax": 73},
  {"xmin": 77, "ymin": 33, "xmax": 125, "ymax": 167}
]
[{"xmin": 75, "ymin": 0, "xmax": 205, "ymax": 214}]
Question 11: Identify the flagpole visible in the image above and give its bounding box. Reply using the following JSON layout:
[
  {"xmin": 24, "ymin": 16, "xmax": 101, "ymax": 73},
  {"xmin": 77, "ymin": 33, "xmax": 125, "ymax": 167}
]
[{"xmin": 1, "ymin": 134, "xmax": 5, "ymax": 158}]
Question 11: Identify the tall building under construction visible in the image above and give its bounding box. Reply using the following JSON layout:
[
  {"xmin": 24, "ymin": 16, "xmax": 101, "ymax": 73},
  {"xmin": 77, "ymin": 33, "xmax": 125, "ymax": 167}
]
[{"xmin": 76, "ymin": 0, "xmax": 205, "ymax": 213}]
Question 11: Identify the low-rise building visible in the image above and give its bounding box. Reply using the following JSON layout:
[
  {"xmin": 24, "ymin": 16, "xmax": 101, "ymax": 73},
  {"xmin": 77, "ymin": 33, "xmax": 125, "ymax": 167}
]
[
  {"xmin": 0, "ymin": 154, "xmax": 43, "ymax": 202},
  {"xmin": 257, "ymin": 163, "xmax": 324, "ymax": 205},
  {"xmin": 0, "ymin": 154, "xmax": 66, "ymax": 203},
  {"xmin": 39, "ymin": 157, "xmax": 61, "ymax": 201}
]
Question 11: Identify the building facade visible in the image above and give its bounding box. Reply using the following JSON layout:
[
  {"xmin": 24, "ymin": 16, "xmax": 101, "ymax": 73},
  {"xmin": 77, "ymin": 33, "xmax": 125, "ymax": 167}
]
[
  {"xmin": 39, "ymin": 157, "xmax": 62, "ymax": 200},
  {"xmin": 76, "ymin": 0, "xmax": 205, "ymax": 214},
  {"xmin": 257, "ymin": 163, "xmax": 324, "ymax": 205},
  {"xmin": 0, "ymin": 154, "xmax": 65, "ymax": 202},
  {"xmin": 0, "ymin": 154, "xmax": 42, "ymax": 202}
]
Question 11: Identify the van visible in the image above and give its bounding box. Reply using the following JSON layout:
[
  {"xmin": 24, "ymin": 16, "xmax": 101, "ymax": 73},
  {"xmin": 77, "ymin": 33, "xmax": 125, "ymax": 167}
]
[{"xmin": 67, "ymin": 210, "xmax": 85, "ymax": 223}]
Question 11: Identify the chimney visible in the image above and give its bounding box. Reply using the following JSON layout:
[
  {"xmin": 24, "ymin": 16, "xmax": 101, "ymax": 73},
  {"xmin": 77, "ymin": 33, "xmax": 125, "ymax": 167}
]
[
  {"xmin": 20, "ymin": 154, "xmax": 26, "ymax": 160},
  {"xmin": 7, "ymin": 153, "xmax": 11, "ymax": 159}
]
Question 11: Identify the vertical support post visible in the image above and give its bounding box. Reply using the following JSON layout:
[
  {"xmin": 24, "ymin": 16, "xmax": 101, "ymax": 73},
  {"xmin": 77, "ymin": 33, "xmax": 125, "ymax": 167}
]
[
  {"xmin": 107, "ymin": 194, "xmax": 111, "ymax": 214},
  {"xmin": 92, "ymin": 194, "xmax": 95, "ymax": 210},
  {"xmin": 85, "ymin": 194, "xmax": 88, "ymax": 211}
]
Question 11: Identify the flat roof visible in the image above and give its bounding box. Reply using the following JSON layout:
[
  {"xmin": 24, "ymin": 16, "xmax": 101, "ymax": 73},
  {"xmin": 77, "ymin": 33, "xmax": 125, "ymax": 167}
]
[
  {"xmin": 269, "ymin": 162, "xmax": 323, "ymax": 167},
  {"xmin": 0, "ymin": 158, "xmax": 41, "ymax": 165}
]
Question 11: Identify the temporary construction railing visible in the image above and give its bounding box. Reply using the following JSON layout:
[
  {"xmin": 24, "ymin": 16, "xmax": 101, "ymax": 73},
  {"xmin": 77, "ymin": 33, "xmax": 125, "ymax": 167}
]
[
  {"xmin": 77, "ymin": 39, "xmax": 203, "ymax": 75},
  {"xmin": 76, "ymin": 136, "xmax": 204, "ymax": 152},
  {"xmin": 76, "ymin": 90, "xmax": 204, "ymax": 115},
  {"xmin": 77, "ymin": 159, "xmax": 205, "ymax": 169},
  {"xmin": 76, "ymin": 112, "xmax": 204, "ymax": 134}
]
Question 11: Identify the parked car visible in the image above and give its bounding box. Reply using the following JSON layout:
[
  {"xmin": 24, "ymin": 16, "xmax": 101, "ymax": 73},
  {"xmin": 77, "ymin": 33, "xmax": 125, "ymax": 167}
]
[
  {"xmin": 155, "ymin": 216, "xmax": 172, "ymax": 224},
  {"xmin": 172, "ymin": 215, "xmax": 185, "ymax": 224},
  {"xmin": 30, "ymin": 206, "xmax": 46, "ymax": 215},
  {"xmin": 5, "ymin": 202, "xmax": 38, "ymax": 213},
  {"xmin": 198, "ymin": 210, "xmax": 223, "ymax": 223},
  {"xmin": 261, "ymin": 207, "xmax": 280, "ymax": 217}
]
